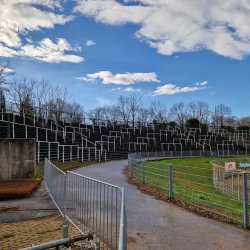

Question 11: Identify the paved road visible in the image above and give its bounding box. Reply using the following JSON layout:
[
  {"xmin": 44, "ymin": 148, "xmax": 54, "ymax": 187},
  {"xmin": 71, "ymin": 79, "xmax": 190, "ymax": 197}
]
[{"xmin": 73, "ymin": 160, "xmax": 250, "ymax": 250}]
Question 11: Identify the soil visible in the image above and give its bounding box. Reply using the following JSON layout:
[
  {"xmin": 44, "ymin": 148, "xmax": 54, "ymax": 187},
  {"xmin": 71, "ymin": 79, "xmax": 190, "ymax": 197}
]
[{"xmin": 122, "ymin": 167, "xmax": 243, "ymax": 228}]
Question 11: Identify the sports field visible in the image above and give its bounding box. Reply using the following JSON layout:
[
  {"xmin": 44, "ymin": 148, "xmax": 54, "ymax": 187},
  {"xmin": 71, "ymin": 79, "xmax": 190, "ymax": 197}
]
[{"xmin": 132, "ymin": 156, "xmax": 250, "ymax": 225}]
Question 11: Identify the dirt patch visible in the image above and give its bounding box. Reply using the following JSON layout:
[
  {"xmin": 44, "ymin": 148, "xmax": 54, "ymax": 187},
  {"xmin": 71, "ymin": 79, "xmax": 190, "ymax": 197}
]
[
  {"xmin": 122, "ymin": 167, "xmax": 243, "ymax": 228},
  {"xmin": 127, "ymin": 236, "xmax": 137, "ymax": 243},
  {"xmin": 0, "ymin": 178, "xmax": 41, "ymax": 199},
  {"xmin": 0, "ymin": 214, "xmax": 80, "ymax": 250}
]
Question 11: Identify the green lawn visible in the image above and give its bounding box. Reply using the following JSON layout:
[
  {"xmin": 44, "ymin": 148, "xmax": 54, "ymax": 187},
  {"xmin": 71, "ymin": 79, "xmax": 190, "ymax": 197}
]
[{"xmin": 132, "ymin": 156, "xmax": 250, "ymax": 225}]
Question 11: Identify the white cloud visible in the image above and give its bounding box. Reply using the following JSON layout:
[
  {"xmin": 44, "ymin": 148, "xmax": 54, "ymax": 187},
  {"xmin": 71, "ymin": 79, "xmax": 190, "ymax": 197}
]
[
  {"xmin": 0, "ymin": 67, "xmax": 12, "ymax": 72},
  {"xmin": 75, "ymin": 76, "xmax": 96, "ymax": 82},
  {"xmin": 0, "ymin": 1, "xmax": 83, "ymax": 63},
  {"xmin": 25, "ymin": 38, "xmax": 33, "ymax": 43},
  {"xmin": 97, "ymin": 97, "xmax": 110, "ymax": 106},
  {"xmin": 112, "ymin": 87, "xmax": 122, "ymax": 90},
  {"xmin": 0, "ymin": 0, "xmax": 73, "ymax": 48},
  {"xmin": 86, "ymin": 40, "xmax": 96, "ymax": 46},
  {"xmin": 211, "ymin": 92, "xmax": 217, "ymax": 95},
  {"xmin": 19, "ymin": 38, "xmax": 84, "ymax": 63},
  {"xmin": 153, "ymin": 84, "xmax": 205, "ymax": 96},
  {"xmin": 195, "ymin": 81, "xmax": 207, "ymax": 86},
  {"xmin": 74, "ymin": 0, "xmax": 250, "ymax": 59},
  {"xmin": 124, "ymin": 87, "xmax": 142, "ymax": 92},
  {"xmin": 84, "ymin": 71, "xmax": 160, "ymax": 85}
]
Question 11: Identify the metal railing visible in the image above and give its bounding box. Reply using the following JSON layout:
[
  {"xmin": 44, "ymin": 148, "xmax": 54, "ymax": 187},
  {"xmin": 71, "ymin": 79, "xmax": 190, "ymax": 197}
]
[
  {"xmin": 44, "ymin": 158, "xmax": 127, "ymax": 250},
  {"xmin": 128, "ymin": 152, "xmax": 250, "ymax": 228}
]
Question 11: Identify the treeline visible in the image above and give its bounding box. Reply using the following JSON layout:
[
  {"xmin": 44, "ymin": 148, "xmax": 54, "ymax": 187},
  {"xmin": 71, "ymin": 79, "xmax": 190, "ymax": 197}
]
[
  {"xmin": 0, "ymin": 57, "xmax": 249, "ymax": 129},
  {"xmin": 88, "ymin": 95, "xmax": 250, "ymax": 130}
]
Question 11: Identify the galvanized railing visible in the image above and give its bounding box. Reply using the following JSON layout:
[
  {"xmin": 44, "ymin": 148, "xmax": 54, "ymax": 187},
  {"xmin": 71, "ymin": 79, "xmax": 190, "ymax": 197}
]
[
  {"xmin": 128, "ymin": 152, "xmax": 250, "ymax": 228},
  {"xmin": 44, "ymin": 158, "xmax": 127, "ymax": 250}
]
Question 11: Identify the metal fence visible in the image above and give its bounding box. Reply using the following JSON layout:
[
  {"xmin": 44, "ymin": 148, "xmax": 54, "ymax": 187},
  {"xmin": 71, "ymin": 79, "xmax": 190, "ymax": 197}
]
[
  {"xmin": 44, "ymin": 158, "xmax": 127, "ymax": 250},
  {"xmin": 128, "ymin": 152, "xmax": 250, "ymax": 228}
]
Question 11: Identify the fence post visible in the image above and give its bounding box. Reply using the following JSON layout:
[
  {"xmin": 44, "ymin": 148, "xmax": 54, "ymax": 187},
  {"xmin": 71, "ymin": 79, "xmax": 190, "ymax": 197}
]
[
  {"xmin": 12, "ymin": 123, "xmax": 15, "ymax": 138},
  {"xmin": 169, "ymin": 164, "xmax": 173, "ymax": 199},
  {"xmin": 242, "ymin": 173, "xmax": 249, "ymax": 228},
  {"xmin": 7, "ymin": 114, "xmax": 10, "ymax": 138},
  {"xmin": 140, "ymin": 152, "xmax": 142, "ymax": 163},
  {"xmin": 171, "ymin": 151, "xmax": 173, "ymax": 158},
  {"xmin": 142, "ymin": 162, "xmax": 145, "ymax": 184},
  {"xmin": 148, "ymin": 151, "xmax": 149, "ymax": 161},
  {"xmin": 63, "ymin": 146, "xmax": 65, "ymax": 163},
  {"xmin": 37, "ymin": 142, "xmax": 40, "ymax": 163},
  {"xmin": 48, "ymin": 142, "xmax": 50, "ymax": 160},
  {"xmin": 82, "ymin": 147, "xmax": 83, "ymax": 162},
  {"xmin": 156, "ymin": 151, "xmax": 157, "ymax": 160},
  {"xmin": 63, "ymin": 173, "xmax": 69, "ymax": 238}
]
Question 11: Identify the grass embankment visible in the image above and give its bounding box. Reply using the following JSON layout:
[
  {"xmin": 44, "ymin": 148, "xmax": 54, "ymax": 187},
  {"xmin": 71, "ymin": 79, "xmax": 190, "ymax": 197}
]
[
  {"xmin": 133, "ymin": 156, "xmax": 249, "ymax": 224},
  {"xmin": 35, "ymin": 160, "xmax": 97, "ymax": 180}
]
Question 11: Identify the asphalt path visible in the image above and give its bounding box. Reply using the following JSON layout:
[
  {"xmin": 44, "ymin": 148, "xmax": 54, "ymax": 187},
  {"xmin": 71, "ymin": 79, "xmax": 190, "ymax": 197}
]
[{"xmin": 73, "ymin": 160, "xmax": 250, "ymax": 250}]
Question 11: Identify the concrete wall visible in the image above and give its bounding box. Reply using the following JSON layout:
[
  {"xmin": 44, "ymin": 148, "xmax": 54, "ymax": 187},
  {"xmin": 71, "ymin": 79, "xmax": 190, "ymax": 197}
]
[{"xmin": 0, "ymin": 139, "xmax": 36, "ymax": 180}]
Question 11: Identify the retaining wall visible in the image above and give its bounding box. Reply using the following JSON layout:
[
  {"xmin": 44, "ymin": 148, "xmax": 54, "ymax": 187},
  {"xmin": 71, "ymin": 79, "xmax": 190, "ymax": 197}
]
[{"xmin": 0, "ymin": 138, "xmax": 36, "ymax": 180}]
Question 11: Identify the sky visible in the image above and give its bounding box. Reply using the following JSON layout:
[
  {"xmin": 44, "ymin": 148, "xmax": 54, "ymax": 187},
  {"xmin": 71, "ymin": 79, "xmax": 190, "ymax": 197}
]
[{"xmin": 1, "ymin": 0, "xmax": 250, "ymax": 117}]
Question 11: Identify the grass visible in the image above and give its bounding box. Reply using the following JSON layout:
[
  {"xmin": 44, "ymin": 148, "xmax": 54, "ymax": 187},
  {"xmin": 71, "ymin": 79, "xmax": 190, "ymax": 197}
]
[
  {"xmin": 0, "ymin": 232, "xmax": 15, "ymax": 240},
  {"xmin": 35, "ymin": 159, "xmax": 97, "ymax": 180},
  {"xmin": 133, "ymin": 156, "xmax": 250, "ymax": 225}
]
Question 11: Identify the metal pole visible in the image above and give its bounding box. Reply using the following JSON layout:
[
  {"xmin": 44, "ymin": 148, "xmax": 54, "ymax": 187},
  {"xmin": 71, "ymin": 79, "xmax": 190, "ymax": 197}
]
[
  {"xmin": 169, "ymin": 164, "xmax": 173, "ymax": 199},
  {"xmin": 38, "ymin": 142, "xmax": 40, "ymax": 163},
  {"xmin": 7, "ymin": 114, "xmax": 10, "ymax": 138},
  {"xmin": 63, "ymin": 173, "xmax": 69, "ymax": 238},
  {"xmin": 118, "ymin": 188, "xmax": 127, "ymax": 250},
  {"xmin": 142, "ymin": 162, "xmax": 145, "ymax": 184},
  {"xmin": 242, "ymin": 173, "xmax": 249, "ymax": 229}
]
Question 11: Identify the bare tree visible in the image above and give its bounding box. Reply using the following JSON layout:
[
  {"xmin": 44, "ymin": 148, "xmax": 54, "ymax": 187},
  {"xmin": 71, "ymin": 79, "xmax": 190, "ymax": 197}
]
[
  {"xmin": 118, "ymin": 95, "xmax": 131, "ymax": 126},
  {"xmin": 186, "ymin": 100, "xmax": 209, "ymax": 123},
  {"xmin": 237, "ymin": 116, "xmax": 250, "ymax": 127},
  {"xmin": 8, "ymin": 76, "xmax": 36, "ymax": 110},
  {"xmin": 169, "ymin": 102, "xmax": 186, "ymax": 127},
  {"xmin": 126, "ymin": 94, "xmax": 143, "ymax": 127},
  {"xmin": 65, "ymin": 101, "xmax": 85, "ymax": 123},
  {"xmin": 224, "ymin": 116, "xmax": 237, "ymax": 128},
  {"xmin": 216, "ymin": 104, "xmax": 232, "ymax": 126},
  {"xmin": 0, "ymin": 89, "xmax": 5, "ymax": 109},
  {"xmin": 138, "ymin": 108, "xmax": 150, "ymax": 126},
  {"xmin": 149, "ymin": 101, "xmax": 167, "ymax": 123}
]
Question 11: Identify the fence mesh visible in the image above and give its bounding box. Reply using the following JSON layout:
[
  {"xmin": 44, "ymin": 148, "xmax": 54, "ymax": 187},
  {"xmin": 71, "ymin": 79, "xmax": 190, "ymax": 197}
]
[{"xmin": 128, "ymin": 152, "xmax": 250, "ymax": 226}]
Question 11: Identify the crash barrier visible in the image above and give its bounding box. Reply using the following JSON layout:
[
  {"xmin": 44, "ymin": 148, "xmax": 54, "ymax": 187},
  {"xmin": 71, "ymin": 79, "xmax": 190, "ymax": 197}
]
[{"xmin": 44, "ymin": 158, "xmax": 127, "ymax": 250}]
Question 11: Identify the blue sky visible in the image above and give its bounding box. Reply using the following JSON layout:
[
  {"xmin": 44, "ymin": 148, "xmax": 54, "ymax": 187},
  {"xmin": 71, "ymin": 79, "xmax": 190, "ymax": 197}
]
[{"xmin": 2, "ymin": 0, "xmax": 250, "ymax": 117}]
